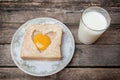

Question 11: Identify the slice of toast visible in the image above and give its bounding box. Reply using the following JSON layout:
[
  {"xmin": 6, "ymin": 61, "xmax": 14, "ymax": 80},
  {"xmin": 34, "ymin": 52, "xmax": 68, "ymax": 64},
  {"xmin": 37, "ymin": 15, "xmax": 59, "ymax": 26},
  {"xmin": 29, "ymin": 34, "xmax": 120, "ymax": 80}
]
[{"xmin": 21, "ymin": 24, "xmax": 62, "ymax": 60}]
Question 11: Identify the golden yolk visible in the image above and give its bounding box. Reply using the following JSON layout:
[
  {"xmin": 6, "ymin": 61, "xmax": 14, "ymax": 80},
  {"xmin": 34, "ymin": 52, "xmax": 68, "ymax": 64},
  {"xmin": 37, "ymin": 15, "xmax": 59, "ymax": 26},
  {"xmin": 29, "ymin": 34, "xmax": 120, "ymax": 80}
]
[{"xmin": 33, "ymin": 33, "xmax": 51, "ymax": 50}]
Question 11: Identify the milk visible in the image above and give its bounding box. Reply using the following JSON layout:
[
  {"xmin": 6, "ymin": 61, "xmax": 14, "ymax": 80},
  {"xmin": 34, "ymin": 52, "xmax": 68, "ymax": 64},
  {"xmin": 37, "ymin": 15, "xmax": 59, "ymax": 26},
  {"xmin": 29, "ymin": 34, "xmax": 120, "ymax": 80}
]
[{"xmin": 78, "ymin": 11, "xmax": 107, "ymax": 44}]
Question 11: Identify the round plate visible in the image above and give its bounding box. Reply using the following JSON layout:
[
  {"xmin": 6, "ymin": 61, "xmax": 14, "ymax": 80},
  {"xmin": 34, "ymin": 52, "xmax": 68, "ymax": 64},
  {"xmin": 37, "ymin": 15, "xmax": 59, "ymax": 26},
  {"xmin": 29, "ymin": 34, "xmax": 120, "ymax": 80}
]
[{"xmin": 11, "ymin": 17, "xmax": 75, "ymax": 76}]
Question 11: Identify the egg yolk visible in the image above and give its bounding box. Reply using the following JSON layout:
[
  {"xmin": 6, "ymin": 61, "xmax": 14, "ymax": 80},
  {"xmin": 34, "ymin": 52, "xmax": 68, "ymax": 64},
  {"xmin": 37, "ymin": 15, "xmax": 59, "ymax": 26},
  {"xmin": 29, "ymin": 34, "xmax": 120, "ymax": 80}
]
[{"xmin": 33, "ymin": 33, "xmax": 51, "ymax": 50}]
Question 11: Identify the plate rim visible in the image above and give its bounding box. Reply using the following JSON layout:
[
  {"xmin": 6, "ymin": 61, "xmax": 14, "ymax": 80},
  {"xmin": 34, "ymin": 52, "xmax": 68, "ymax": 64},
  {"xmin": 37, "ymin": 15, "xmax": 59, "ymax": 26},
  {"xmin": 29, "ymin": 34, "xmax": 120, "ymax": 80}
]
[{"xmin": 10, "ymin": 17, "xmax": 75, "ymax": 76}]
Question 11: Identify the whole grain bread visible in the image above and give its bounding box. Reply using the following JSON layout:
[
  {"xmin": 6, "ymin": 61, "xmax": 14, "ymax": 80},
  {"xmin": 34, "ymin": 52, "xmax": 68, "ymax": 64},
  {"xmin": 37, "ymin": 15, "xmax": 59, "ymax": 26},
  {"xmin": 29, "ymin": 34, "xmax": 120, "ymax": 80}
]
[{"xmin": 21, "ymin": 24, "xmax": 62, "ymax": 60}]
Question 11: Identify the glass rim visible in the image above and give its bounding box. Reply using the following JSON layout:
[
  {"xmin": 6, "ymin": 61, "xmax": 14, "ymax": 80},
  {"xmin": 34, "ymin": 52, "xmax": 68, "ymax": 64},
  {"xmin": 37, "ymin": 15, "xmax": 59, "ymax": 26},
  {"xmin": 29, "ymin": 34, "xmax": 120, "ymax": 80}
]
[{"xmin": 81, "ymin": 6, "xmax": 111, "ymax": 31}]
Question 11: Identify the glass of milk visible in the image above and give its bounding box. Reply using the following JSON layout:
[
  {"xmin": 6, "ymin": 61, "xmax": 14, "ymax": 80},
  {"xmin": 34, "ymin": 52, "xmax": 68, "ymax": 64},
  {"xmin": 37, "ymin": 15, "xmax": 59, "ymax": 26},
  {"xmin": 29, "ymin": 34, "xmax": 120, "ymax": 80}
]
[{"xmin": 78, "ymin": 7, "xmax": 111, "ymax": 44}]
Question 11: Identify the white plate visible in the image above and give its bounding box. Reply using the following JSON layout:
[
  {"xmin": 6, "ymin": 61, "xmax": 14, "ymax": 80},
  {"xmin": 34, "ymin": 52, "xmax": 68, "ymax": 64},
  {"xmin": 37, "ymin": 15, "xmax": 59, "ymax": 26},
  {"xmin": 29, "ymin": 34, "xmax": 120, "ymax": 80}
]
[{"xmin": 11, "ymin": 17, "xmax": 75, "ymax": 76}]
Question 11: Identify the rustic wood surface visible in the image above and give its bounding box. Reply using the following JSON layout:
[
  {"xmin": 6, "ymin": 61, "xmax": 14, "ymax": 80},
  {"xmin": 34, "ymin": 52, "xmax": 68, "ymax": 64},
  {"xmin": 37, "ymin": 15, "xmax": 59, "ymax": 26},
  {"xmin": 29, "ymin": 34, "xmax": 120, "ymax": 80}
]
[
  {"xmin": 0, "ymin": 0, "xmax": 120, "ymax": 80},
  {"xmin": 0, "ymin": 68, "xmax": 120, "ymax": 80}
]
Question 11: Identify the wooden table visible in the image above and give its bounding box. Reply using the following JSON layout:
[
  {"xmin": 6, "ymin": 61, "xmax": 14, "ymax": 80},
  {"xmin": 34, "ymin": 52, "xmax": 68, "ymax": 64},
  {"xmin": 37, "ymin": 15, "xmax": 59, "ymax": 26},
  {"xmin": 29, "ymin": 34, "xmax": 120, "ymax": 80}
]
[{"xmin": 0, "ymin": 0, "xmax": 120, "ymax": 80}]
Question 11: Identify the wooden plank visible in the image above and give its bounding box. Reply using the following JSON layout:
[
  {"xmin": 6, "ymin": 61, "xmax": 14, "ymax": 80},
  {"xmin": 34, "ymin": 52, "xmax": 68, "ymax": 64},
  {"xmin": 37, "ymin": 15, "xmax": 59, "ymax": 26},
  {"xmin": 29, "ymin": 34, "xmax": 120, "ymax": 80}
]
[
  {"xmin": 0, "ymin": 10, "xmax": 82, "ymax": 23},
  {"xmin": 0, "ymin": 9, "xmax": 119, "ymax": 24},
  {"xmin": 0, "ymin": 44, "xmax": 120, "ymax": 66},
  {"xmin": 0, "ymin": 0, "xmax": 93, "ymax": 2},
  {"xmin": 0, "ymin": 2, "xmax": 120, "ymax": 24},
  {"xmin": 0, "ymin": 1, "xmax": 120, "ymax": 10},
  {"xmin": 0, "ymin": 68, "xmax": 56, "ymax": 80},
  {"xmin": 0, "ymin": 44, "xmax": 14, "ymax": 66},
  {"xmin": 0, "ymin": 0, "xmax": 120, "ymax": 4},
  {"xmin": 0, "ymin": 23, "xmax": 120, "ymax": 44},
  {"xmin": 0, "ymin": 68, "xmax": 120, "ymax": 80},
  {"xmin": 0, "ymin": 23, "xmax": 18, "ymax": 44},
  {"xmin": 58, "ymin": 68, "xmax": 120, "ymax": 80},
  {"xmin": 1, "ymin": 0, "xmax": 89, "ymax": 2},
  {"xmin": 70, "ymin": 45, "xmax": 120, "ymax": 66}
]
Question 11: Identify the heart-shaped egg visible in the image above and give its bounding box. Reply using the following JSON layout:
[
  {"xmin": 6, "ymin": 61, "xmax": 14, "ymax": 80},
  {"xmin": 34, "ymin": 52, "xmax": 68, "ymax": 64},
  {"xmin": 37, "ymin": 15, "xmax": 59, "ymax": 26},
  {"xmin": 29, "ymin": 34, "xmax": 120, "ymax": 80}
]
[{"xmin": 33, "ymin": 33, "xmax": 51, "ymax": 51}]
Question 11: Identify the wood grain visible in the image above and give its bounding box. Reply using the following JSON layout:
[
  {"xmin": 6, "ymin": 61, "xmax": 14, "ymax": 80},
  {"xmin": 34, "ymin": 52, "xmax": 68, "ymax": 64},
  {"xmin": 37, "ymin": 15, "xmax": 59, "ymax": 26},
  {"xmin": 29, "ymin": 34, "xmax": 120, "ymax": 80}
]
[
  {"xmin": 0, "ymin": 0, "xmax": 116, "ymax": 3},
  {"xmin": 0, "ymin": 44, "xmax": 14, "ymax": 66},
  {"xmin": 0, "ymin": 68, "xmax": 56, "ymax": 80},
  {"xmin": 0, "ymin": 1, "xmax": 119, "ymax": 12},
  {"xmin": 1, "ymin": 0, "xmax": 91, "ymax": 2},
  {"xmin": 0, "ymin": 9, "xmax": 120, "ymax": 24},
  {"xmin": 0, "ymin": 0, "xmax": 120, "ymax": 2},
  {"xmin": 0, "ymin": 23, "xmax": 120, "ymax": 44},
  {"xmin": 1, "ymin": 68, "xmax": 120, "ymax": 80},
  {"xmin": 0, "ymin": 44, "xmax": 120, "ymax": 66},
  {"xmin": 0, "ymin": 2, "xmax": 120, "ymax": 24}
]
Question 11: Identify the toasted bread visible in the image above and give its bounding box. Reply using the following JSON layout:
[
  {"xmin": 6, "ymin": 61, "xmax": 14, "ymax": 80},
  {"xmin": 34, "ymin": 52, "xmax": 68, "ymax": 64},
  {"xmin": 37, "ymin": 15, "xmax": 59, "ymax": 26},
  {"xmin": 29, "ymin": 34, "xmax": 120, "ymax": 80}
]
[{"xmin": 21, "ymin": 24, "xmax": 62, "ymax": 60}]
